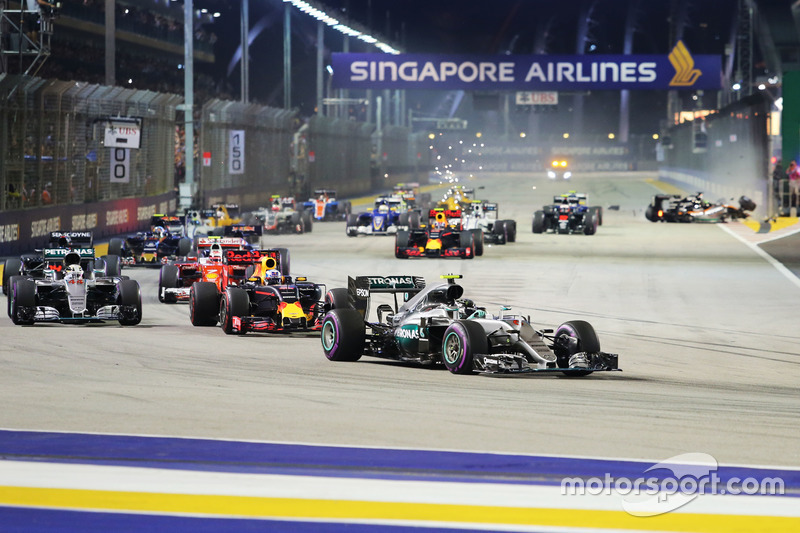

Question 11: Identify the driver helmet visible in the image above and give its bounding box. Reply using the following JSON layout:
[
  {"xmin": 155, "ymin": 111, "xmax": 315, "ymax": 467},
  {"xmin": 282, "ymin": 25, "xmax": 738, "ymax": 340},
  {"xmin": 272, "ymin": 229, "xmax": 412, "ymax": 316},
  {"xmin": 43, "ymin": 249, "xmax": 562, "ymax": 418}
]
[
  {"xmin": 265, "ymin": 269, "xmax": 282, "ymax": 284},
  {"xmin": 66, "ymin": 264, "xmax": 83, "ymax": 277},
  {"xmin": 378, "ymin": 203, "xmax": 389, "ymax": 214},
  {"xmin": 153, "ymin": 225, "xmax": 166, "ymax": 239},
  {"xmin": 209, "ymin": 243, "xmax": 223, "ymax": 262},
  {"xmin": 432, "ymin": 219, "xmax": 447, "ymax": 231}
]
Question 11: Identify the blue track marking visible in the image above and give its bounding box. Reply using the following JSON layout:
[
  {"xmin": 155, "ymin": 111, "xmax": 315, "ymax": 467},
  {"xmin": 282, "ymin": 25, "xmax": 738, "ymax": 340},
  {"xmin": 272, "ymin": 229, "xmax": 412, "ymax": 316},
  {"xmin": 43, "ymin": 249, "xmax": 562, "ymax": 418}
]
[{"xmin": 1, "ymin": 429, "xmax": 798, "ymax": 490}]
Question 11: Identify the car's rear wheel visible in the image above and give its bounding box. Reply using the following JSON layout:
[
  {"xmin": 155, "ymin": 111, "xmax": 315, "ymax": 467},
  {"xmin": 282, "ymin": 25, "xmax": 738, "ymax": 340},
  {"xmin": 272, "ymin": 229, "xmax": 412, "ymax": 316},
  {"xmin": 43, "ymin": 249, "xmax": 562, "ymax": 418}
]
[
  {"xmin": 102, "ymin": 254, "xmax": 122, "ymax": 277},
  {"xmin": 459, "ymin": 231, "xmax": 475, "ymax": 259},
  {"xmin": 117, "ymin": 279, "xmax": 142, "ymax": 326},
  {"xmin": 583, "ymin": 210, "xmax": 598, "ymax": 235},
  {"xmin": 158, "ymin": 264, "xmax": 180, "ymax": 303},
  {"xmin": 591, "ymin": 206, "xmax": 604, "ymax": 226},
  {"xmin": 645, "ymin": 205, "xmax": 658, "ymax": 222},
  {"xmin": 302, "ymin": 211, "xmax": 313, "ymax": 233},
  {"xmin": 9, "ymin": 276, "xmax": 35, "ymax": 325},
  {"xmin": 291, "ymin": 212, "xmax": 304, "ymax": 234},
  {"xmin": 442, "ymin": 320, "xmax": 487, "ymax": 374},
  {"xmin": 553, "ymin": 320, "xmax": 599, "ymax": 376},
  {"xmin": 2, "ymin": 257, "xmax": 22, "ymax": 295},
  {"xmin": 321, "ymin": 308, "xmax": 365, "ymax": 361},
  {"xmin": 471, "ymin": 229, "xmax": 484, "ymax": 256},
  {"xmin": 505, "ymin": 220, "xmax": 517, "ymax": 242},
  {"xmin": 221, "ymin": 287, "xmax": 249, "ymax": 334},
  {"xmin": 190, "ymin": 281, "xmax": 219, "ymax": 326},
  {"xmin": 532, "ymin": 211, "xmax": 546, "ymax": 233},
  {"xmin": 275, "ymin": 248, "xmax": 291, "ymax": 276},
  {"xmin": 107, "ymin": 238, "xmax": 124, "ymax": 257},
  {"xmin": 395, "ymin": 230, "xmax": 409, "ymax": 259},
  {"xmin": 325, "ymin": 287, "xmax": 352, "ymax": 310},
  {"xmin": 408, "ymin": 211, "xmax": 421, "ymax": 229},
  {"xmin": 178, "ymin": 237, "xmax": 192, "ymax": 256},
  {"xmin": 492, "ymin": 220, "xmax": 507, "ymax": 244}
]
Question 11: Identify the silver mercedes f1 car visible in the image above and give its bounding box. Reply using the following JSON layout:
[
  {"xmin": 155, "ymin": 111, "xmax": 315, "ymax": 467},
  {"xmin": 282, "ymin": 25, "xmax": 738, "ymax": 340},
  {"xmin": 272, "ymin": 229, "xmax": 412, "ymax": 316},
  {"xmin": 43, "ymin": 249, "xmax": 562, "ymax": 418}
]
[{"xmin": 320, "ymin": 275, "xmax": 619, "ymax": 376}]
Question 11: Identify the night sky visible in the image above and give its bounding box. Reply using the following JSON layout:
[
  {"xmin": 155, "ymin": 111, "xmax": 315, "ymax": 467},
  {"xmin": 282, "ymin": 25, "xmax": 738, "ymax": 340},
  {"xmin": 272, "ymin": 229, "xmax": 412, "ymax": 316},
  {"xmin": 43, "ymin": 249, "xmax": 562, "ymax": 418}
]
[{"xmin": 195, "ymin": 0, "xmax": 742, "ymax": 137}]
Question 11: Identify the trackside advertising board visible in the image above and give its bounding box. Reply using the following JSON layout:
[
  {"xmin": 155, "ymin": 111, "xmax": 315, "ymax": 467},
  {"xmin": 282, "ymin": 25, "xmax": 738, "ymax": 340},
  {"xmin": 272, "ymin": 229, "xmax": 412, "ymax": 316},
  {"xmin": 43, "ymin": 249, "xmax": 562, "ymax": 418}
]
[{"xmin": 332, "ymin": 41, "xmax": 720, "ymax": 91}]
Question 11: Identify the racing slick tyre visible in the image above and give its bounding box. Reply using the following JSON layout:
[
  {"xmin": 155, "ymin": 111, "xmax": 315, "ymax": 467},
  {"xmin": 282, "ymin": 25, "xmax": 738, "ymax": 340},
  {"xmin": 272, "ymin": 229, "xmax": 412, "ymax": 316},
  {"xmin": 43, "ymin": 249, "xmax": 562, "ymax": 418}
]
[
  {"xmin": 553, "ymin": 320, "xmax": 600, "ymax": 377},
  {"xmin": 471, "ymin": 229, "xmax": 484, "ymax": 256},
  {"xmin": 276, "ymin": 248, "xmax": 291, "ymax": 277},
  {"xmin": 117, "ymin": 279, "xmax": 142, "ymax": 326},
  {"xmin": 395, "ymin": 230, "xmax": 410, "ymax": 259},
  {"xmin": 178, "ymin": 237, "xmax": 192, "ymax": 257},
  {"xmin": 532, "ymin": 211, "xmax": 546, "ymax": 233},
  {"xmin": 190, "ymin": 281, "xmax": 220, "ymax": 326},
  {"xmin": 212, "ymin": 227, "xmax": 225, "ymax": 237},
  {"xmin": 325, "ymin": 287, "xmax": 352, "ymax": 311},
  {"xmin": 644, "ymin": 205, "xmax": 658, "ymax": 222},
  {"xmin": 492, "ymin": 220, "xmax": 507, "ymax": 244},
  {"xmin": 408, "ymin": 211, "xmax": 421, "ymax": 230},
  {"xmin": 346, "ymin": 214, "xmax": 359, "ymax": 237},
  {"xmin": 321, "ymin": 308, "xmax": 365, "ymax": 362},
  {"xmin": 291, "ymin": 211, "xmax": 304, "ymax": 234},
  {"xmin": 101, "ymin": 254, "xmax": 122, "ymax": 277},
  {"xmin": 220, "ymin": 287, "xmax": 250, "ymax": 334},
  {"xmin": 107, "ymin": 238, "xmax": 124, "ymax": 257},
  {"xmin": 9, "ymin": 276, "xmax": 35, "ymax": 325},
  {"xmin": 590, "ymin": 206, "xmax": 604, "ymax": 226},
  {"xmin": 505, "ymin": 220, "xmax": 517, "ymax": 242},
  {"xmin": 459, "ymin": 231, "xmax": 476, "ymax": 259},
  {"xmin": 302, "ymin": 211, "xmax": 313, "ymax": 233},
  {"xmin": 397, "ymin": 212, "xmax": 409, "ymax": 228},
  {"xmin": 2, "ymin": 257, "xmax": 22, "ymax": 295},
  {"xmin": 583, "ymin": 210, "xmax": 598, "ymax": 235},
  {"xmin": 442, "ymin": 320, "xmax": 488, "ymax": 374},
  {"xmin": 158, "ymin": 264, "xmax": 180, "ymax": 303}
]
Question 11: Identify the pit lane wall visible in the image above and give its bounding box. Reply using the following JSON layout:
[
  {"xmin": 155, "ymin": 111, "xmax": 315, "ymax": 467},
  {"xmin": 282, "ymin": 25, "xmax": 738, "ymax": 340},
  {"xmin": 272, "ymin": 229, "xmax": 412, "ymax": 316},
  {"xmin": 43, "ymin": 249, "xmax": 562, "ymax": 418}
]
[
  {"xmin": 0, "ymin": 192, "xmax": 177, "ymax": 257},
  {"xmin": 659, "ymin": 93, "xmax": 771, "ymax": 217}
]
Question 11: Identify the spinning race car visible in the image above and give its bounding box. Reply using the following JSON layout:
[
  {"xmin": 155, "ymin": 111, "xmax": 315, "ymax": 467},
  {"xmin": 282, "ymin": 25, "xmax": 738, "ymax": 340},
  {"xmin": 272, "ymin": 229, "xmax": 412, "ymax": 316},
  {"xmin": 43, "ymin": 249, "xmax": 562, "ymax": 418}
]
[
  {"xmin": 645, "ymin": 193, "xmax": 756, "ymax": 223},
  {"xmin": 320, "ymin": 274, "xmax": 619, "ymax": 376}
]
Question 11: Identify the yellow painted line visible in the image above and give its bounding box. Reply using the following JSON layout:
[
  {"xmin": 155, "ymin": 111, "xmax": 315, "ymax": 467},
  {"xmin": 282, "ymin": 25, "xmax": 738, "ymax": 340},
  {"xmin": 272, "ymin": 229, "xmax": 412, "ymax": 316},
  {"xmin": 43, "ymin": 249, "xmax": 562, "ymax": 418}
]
[
  {"xmin": 0, "ymin": 487, "xmax": 796, "ymax": 533},
  {"xmin": 645, "ymin": 178, "xmax": 686, "ymax": 195},
  {"xmin": 769, "ymin": 217, "xmax": 799, "ymax": 231},
  {"xmin": 740, "ymin": 220, "xmax": 762, "ymax": 232}
]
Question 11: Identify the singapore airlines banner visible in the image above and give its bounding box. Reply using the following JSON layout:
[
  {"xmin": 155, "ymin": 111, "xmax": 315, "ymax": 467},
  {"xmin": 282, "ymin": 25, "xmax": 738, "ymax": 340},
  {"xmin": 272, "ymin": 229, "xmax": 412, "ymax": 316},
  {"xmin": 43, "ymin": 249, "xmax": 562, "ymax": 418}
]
[{"xmin": 331, "ymin": 41, "xmax": 720, "ymax": 91}]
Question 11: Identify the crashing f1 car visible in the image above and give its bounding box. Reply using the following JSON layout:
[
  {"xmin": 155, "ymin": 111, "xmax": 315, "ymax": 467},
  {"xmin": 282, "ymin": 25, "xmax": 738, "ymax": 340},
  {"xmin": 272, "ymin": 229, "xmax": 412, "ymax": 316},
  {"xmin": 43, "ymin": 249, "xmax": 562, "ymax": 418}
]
[
  {"xmin": 320, "ymin": 275, "xmax": 619, "ymax": 376},
  {"xmin": 6, "ymin": 250, "xmax": 140, "ymax": 326},
  {"xmin": 532, "ymin": 192, "xmax": 602, "ymax": 235},
  {"xmin": 645, "ymin": 193, "xmax": 756, "ymax": 223},
  {"xmin": 2, "ymin": 231, "xmax": 122, "ymax": 295},
  {"xmin": 189, "ymin": 248, "xmax": 326, "ymax": 334},
  {"xmin": 395, "ymin": 208, "xmax": 480, "ymax": 259}
]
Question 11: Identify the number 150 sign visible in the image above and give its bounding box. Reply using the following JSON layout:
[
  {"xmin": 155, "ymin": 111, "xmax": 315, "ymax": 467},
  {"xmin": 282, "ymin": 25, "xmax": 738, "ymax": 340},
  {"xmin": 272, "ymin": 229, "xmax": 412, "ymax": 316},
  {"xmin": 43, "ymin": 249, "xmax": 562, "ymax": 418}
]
[{"xmin": 229, "ymin": 130, "xmax": 245, "ymax": 175}]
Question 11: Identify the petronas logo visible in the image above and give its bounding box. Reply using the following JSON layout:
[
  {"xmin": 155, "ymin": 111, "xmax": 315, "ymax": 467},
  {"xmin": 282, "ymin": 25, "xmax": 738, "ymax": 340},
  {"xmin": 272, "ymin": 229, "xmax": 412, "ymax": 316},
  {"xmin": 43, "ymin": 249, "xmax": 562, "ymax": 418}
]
[{"xmin": 669, "ymin": 40, "xmax": 702, "ymax": 87}]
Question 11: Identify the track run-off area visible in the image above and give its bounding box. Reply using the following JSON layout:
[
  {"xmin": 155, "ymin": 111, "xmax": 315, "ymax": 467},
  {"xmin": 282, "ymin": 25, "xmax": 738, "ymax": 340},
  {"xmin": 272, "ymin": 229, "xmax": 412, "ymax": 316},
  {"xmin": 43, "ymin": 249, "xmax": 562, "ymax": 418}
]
[{"xmin": 2, "ymin": 171, "xmax": 799, "ymax": 532}]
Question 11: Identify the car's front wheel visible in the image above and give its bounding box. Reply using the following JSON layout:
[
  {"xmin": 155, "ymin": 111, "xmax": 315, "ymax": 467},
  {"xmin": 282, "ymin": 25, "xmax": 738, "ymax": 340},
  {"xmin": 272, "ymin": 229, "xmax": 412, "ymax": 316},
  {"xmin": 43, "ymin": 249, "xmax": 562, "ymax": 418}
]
[
  {"xmin": 442, "ymin": 320, "xmax": 487, "ymax": 374},
  {"xmin": 117, "ymin": 279, "xmax": 142, "ymax": 326},
  {"xmin": 190, "ymin": 281, "xmax": 219, "ymax": 326},
  {"xmin": 553, "ymin": 320, "xmax": 599, "ymax": 376},
  {"xmin": 321, "ymin": 308, "xmax": 365, "ymax": 361},
  {"xmin": 220, "ymin": 287, "xmax": 249, "ymax": 334},
  {"xmin": 9, "ymin": 276, "xmax": 35, "ymax": 325}
]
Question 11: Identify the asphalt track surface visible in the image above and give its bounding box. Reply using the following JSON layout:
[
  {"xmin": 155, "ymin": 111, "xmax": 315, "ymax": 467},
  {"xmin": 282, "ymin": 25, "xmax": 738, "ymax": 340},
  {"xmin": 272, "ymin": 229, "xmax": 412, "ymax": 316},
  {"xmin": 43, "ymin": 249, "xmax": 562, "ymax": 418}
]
[{"xmin": 2, "ymin": 171, "xmax": 800, "ymax": 530}]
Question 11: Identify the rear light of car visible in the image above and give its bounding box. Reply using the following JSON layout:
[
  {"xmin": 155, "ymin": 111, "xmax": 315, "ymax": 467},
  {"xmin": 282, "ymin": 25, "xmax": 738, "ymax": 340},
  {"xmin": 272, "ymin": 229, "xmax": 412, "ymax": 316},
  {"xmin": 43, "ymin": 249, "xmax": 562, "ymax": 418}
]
[
  {"xmin": 559, "ymin": 215, "xmax": 568, "ymax": 221},
  {"xmin": 658, "ymin": 209, "xmax": 663, "ymax": 217}
]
